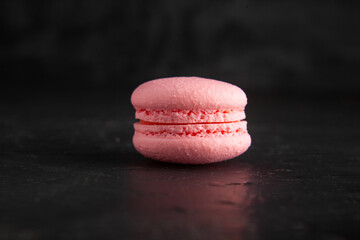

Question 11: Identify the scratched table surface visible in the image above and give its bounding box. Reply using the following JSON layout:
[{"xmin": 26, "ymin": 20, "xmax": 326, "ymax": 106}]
[{"xmin": 1, "ymin": 89, "xmax": 360, "ymax": 240}]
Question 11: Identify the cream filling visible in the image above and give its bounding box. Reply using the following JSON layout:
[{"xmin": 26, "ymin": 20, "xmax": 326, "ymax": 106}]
[
  {"xmin": 135, "ymin": 108, "xmax": 245, "ymax": 123},
  {"xmin": 134, "ymin": 120, "xmax": 248, "ymax": 137}
]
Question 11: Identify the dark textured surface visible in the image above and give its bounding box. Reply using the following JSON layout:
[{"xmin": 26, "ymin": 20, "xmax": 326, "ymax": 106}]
[{"xmin": 1, "ymin": 90, "xmax": 360, "ymax": 240}]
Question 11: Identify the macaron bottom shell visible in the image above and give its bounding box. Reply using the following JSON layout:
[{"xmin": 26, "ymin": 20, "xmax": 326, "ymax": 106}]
[{"xmin": 133, "ymin": 132, "xmax": 251, "ymax": 164}]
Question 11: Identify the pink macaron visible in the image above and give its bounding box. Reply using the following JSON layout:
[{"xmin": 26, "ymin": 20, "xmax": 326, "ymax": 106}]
[{"xmin": 131, "ymin": 76, "xmax": 251, "ymax": 164}]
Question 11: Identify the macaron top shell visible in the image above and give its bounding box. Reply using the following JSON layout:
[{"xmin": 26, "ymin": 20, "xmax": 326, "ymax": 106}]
[{"xmin": 131, "ymin": 77, "xmax": 247, "ymax": 111}]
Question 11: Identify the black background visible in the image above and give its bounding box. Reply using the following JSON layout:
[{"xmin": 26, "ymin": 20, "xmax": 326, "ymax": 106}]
[
  {"xmin": 1, "ymin": 1, "xmax": 360, "ymax": 240},
  {"xmin": 2, "ymin": 0, "xmax": 360, "ymax": 94}
]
